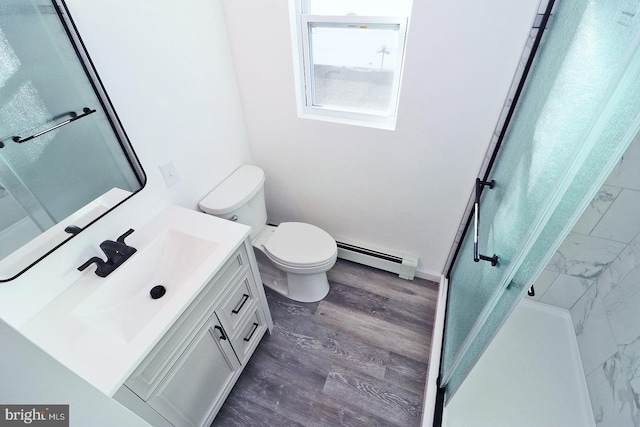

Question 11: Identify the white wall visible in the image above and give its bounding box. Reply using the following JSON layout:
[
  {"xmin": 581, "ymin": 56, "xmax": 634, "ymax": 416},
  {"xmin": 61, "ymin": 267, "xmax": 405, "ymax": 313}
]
[
  {"xmin": 221, "ymin": 0, "xmax": 541, "ymax": 277},
  {"xmin": 65, "ymin": 0, "xmax": 253, "ymax": 211}
]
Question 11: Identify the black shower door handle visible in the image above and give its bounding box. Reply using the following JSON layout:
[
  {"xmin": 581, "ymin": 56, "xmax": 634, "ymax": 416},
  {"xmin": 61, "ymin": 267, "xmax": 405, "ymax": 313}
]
[{"xmin": 474, "ymin": 178, "xmax": 499, "ymax": 266}]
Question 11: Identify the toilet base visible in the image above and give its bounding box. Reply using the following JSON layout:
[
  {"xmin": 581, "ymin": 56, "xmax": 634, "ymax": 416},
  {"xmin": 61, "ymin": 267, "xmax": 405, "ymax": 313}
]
[
  {"xmin": 285, "ymin": 271, "xmax": 330, "ymax": 303},
  {"xmin": 253, "ymin": 249, "xmax": 331, "ymax": 303}
]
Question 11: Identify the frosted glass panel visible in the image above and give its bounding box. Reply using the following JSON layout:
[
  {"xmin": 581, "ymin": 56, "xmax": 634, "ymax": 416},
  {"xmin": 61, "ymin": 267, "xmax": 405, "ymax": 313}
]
[{"xmin": 442, "ymin": 0, "xmax": 640, "ymax": 400}]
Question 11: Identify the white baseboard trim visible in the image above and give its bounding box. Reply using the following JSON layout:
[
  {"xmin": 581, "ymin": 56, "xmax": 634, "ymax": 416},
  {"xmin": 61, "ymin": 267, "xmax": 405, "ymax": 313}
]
[
  {"xmin": 421, "ymin": 274, "xmax": 448, "ymax": 427},
  {"xmin": 414, "ymin": 269, "xmax": 444, "ymax": 283},
  {"xmin": 333, "ymin": 235, "xmax": 419, "ymax": 280}
]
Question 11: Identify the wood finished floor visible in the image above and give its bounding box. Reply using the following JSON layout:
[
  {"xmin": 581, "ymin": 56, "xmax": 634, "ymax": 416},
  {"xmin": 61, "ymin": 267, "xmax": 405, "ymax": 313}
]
[{"xmin": 211, "ymin": 259, "xmax": 439, "ymax": 427}]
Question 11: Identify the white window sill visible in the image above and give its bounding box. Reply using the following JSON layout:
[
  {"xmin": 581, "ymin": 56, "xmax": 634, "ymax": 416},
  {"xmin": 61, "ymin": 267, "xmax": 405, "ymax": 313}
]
[{"xmin": 297, "ymin": 107, "xmax": 397, "ymax": 130}]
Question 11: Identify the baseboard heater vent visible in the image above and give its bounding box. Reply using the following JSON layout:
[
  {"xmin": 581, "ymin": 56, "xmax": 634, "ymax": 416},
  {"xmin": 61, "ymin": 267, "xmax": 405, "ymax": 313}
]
[{"xmin": 334, "ymin": 238, "xmax": 419, "ymax": 280}]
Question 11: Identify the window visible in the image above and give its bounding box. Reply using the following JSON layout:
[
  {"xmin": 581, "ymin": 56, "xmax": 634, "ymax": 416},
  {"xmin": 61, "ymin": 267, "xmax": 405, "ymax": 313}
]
[{"xmin": 289, "ymin": 0, "xmax": 411, "ymax": 130}]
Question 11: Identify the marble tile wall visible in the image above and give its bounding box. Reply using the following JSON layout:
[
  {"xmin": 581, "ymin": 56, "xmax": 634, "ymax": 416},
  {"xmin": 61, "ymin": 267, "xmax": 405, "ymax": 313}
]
[{"xmin": 528, "ymin": 132, "xmax": 640, "ymax": 426}]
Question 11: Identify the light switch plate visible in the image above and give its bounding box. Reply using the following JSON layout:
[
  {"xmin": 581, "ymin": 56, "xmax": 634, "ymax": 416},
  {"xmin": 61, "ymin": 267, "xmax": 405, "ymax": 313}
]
[{"xmin": 160, "ymin": 160, "xmax": 180, "ymax": 187}]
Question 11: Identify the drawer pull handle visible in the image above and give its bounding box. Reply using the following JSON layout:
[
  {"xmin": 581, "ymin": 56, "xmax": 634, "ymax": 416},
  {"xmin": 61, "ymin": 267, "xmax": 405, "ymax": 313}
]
[
  {"xmin": 243, "ymin": 322, "xmax": 259, "ymax": 342},
  {"xmin": 232, "ymin": 293, "xmax": 250, "ymax": 314},
  {"xmin": 213, "ymin": 325, "xmax": 227, "ymax": 340}
]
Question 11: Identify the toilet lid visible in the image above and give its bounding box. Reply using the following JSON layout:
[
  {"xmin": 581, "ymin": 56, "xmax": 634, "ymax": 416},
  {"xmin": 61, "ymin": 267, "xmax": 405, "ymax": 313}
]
[{"xmin": 264, "ymin": 222, "xmax": 337, "ymax": 267}]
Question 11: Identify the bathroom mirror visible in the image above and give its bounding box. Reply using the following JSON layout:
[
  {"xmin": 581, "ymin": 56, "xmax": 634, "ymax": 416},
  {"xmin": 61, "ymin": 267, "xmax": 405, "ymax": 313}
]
[{"xmin": 0, "ymin": 0, "xmax": 146, "ymax": 281}]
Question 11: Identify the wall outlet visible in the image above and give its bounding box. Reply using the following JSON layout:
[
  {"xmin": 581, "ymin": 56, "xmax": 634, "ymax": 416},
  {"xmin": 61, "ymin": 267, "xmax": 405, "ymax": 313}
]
[{"xmin": 159, "ymin": 160, "xmax": 180, "ymax": 187}]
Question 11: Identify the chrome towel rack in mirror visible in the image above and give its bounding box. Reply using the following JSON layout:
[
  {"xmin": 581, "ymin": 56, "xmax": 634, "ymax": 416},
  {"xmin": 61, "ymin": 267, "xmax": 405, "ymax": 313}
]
[
  {"xmin": 474, "ymin": 177, "xmax": 499, "ymax": 266},
  {"xmin": 12, "ymin": 107, "xmax": 96, "ymax": 144}
]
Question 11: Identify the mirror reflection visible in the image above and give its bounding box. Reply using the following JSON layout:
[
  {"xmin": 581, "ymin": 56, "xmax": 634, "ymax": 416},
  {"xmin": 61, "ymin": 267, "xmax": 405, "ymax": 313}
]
[{"xmin": 0, "ymin": 0, "xmax": 145, "ymax": 280}]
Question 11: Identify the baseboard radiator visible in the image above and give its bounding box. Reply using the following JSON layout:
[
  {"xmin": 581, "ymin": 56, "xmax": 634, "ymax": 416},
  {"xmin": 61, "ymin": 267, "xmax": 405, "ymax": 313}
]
[{"xmin": 334, "ymin": 237, "xmax": 419, "ymax": 280}]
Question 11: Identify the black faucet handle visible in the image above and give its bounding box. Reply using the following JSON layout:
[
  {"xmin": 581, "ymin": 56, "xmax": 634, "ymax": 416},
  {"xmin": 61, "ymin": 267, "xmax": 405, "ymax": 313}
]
[
  {"xmin": 64, "ymin": 225, "xmax": 83, "ymax": 235},
  {"xmin": 78, "ymin": 256, "xmax": 106, "ymax": 272},
  {"xmin": 80, "ymin": 231, "xmax": 137, "ymax": 278},
  {"xmin": 117, "ymin": 228, "xmax": 135, "ymax": 244}
]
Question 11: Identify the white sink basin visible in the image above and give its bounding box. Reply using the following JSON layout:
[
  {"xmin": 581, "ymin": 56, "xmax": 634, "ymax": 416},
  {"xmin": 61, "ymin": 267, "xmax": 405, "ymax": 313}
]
[{"xmin": 71, "ymin": 230, "xmax": 218, "ymax": 343}]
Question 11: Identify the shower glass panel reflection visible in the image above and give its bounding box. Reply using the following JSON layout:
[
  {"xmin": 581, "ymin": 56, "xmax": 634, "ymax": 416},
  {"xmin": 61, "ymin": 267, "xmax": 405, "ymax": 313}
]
[
  {"xmin": 441, "ymin": 0, "xmax": 640, "ymax": 402},
  {"xmin": 0, "ymin": 0, "xmax": 141, "ymax": 259}
]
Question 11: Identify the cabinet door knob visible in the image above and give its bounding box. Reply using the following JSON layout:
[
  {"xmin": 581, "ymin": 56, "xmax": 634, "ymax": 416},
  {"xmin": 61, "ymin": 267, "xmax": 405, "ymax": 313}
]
[{"xmin": 213, "ymin": 325, "xmax": 227, "ymax": 340}]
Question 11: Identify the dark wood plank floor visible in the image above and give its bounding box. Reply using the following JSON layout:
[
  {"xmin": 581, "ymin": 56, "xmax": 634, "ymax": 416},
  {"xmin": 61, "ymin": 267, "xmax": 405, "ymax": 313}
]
[{"xmin": 212, "ymin": 259, "xmax": 439, "ymax": 427}]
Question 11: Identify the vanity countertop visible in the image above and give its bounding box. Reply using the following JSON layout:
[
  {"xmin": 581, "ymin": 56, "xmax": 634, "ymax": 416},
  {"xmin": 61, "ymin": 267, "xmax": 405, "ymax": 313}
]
[{"xmin": 18, "ymin": 205, "xmax": 251, "ymax": 396}]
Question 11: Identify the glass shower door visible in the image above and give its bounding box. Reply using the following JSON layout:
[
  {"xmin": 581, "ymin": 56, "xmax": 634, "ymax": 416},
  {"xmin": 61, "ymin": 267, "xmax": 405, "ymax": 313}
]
[{"xmin": 441, "ymin": 0, "xmax": 640, "ymax": 400}]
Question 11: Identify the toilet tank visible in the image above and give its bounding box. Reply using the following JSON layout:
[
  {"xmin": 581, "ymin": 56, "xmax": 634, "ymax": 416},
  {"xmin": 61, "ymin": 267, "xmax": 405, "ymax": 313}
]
[{"xmin": 199, "ymin": 165, "xmax": 267, "ymax": 240}]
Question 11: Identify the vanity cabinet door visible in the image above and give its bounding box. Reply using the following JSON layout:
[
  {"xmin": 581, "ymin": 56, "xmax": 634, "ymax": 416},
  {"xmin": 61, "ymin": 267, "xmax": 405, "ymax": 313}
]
[{"xmin": 147, "ymin": 316, "xmax": 240, "ymax": 427}]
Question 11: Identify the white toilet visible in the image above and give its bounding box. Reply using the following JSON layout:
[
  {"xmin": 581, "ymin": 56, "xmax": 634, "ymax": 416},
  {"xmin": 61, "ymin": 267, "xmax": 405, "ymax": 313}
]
[{"xmin": 199, "ymin": 165, "xmax": 337, "ymax": 302}]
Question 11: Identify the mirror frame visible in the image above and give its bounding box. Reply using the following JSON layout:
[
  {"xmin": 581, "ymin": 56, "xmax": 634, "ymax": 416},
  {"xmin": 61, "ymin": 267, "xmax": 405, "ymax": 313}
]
[{"xmin": 0, "ymin": 0, "xmax": 147, "ymax": 282}]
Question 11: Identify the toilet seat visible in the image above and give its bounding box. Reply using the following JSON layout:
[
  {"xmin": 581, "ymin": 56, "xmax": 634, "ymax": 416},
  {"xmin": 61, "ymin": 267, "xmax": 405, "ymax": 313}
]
[{"xmin": 263, "ymin": 222, "xmax": 337, "ymax": 268}]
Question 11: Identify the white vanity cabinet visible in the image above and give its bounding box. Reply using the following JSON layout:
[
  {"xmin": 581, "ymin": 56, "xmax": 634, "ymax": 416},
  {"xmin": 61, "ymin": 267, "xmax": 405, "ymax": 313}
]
[{"xmin": 114, "ymin": 240, "xmax": 272, "ymax": 427}]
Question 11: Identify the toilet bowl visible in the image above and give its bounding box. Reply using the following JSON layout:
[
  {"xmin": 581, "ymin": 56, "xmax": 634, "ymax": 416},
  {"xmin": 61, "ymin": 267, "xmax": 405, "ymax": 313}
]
[
  {"xmin": 252, "ymin": 222, "xmax": 336, "ymax": 302},
  {"xmin": 199, "ymin": 165, "xmax": 337, "ymax": 302}
]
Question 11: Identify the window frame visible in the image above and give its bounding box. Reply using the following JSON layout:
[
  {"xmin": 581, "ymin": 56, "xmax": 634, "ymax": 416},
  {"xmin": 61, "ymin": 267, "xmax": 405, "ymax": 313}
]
[{"xmin": 289, "ymin": 5, "xmax": 409, "ymax": 130}]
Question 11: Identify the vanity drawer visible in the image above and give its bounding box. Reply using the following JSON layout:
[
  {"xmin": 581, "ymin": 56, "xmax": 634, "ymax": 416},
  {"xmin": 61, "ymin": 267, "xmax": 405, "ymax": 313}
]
[
  {"xmin": 217, "ymin": 246, "xmax": 248, "ymax": 286},
  {"xmin": 125, "ymin": 246, "xmax": 249, "ymax": 400},
  {"xmin": 217, "ymin": 274, "xmax": 257, "ymax": 332},
  {"xmin": 228, "ymin": 309, "xmax": 267, "ymax": 365}
]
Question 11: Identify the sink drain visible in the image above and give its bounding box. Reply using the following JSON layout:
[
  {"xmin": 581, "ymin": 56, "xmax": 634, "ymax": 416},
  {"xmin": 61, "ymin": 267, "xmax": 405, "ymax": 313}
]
[{"xmin": 150, "ymin": 285, "xmax": 166, "ymax": 299}]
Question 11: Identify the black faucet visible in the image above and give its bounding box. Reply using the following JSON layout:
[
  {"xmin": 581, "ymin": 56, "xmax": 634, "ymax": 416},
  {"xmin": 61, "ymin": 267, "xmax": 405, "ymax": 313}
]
[
  {"xmin": 78, "ymin": 229, "xmax": 137, "ymax": 277},
  {"xmin": 64, "ymin": 225, "xmax": 83, "ymax": 235}
]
